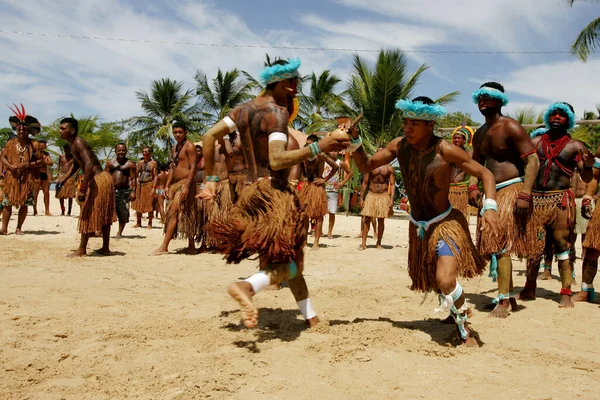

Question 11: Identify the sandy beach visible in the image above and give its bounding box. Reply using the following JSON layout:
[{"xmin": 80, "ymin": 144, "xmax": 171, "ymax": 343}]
[{"xmin": 1, "ymin": 195, "xmax": 600, "ymax": 399}]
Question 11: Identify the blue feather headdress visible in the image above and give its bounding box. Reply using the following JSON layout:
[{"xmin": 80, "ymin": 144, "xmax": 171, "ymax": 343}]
[
  {"xmin": 529, "ymin": 127, "xmax": 547, "ymax": 138},
  {"xmin": 472, "ymin": 87, "xmax": 509, "ymax": 106},
  {"xmin": 259, "ymin": 58, "xmax": 301, "ymax": 86},
  {"xmin": 395, "ymin": 99, "xmax": 447, "ymax": 121},
  {"xmin": 543, "ymin": 102, "xmax": 576, "ymax": 131}
]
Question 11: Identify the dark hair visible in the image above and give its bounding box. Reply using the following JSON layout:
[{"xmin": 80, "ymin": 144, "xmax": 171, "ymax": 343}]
[
  {"xmin": 265, "ymin": 59, "xmax": 291, "ymax": 91},
  {"xmin": 36, "ymin": 138, "xmax": 47, "ymax": 144},
  {"xmin": 412, "ymin": 96, "xmax": 435, "ymax": 105},
  {"xmin": 306, "ymin": 134, "xmax": 319, "ymax": 143},
  {"xmin": 116, "ymin": 142, "xmax": 127, "ymax": 149},
  {"xmin": 63, "ymin": 143, "xmax": 71, "ymax": 151},
  {"xmin": 60, "ymin": 117, "xmax": 78, "ymax": 133},
  {"xmin": 480, "ymin": 82, "xmax": 505, "ymax": 92},
  {"xmin": 172, "ymin": 120, "xmax": 187, "ymax": 131},
  {"xmin": 560, "ymin": 102, "xmax": 575, "ymax": 113},
  {"xmin": 143, "ymin": 145, "xmax": 153, "ymax": 153}
]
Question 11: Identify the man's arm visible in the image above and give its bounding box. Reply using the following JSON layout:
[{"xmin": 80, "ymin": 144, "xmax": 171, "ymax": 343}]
[
  {"xmin": 359, "ymin": 172, "xmax": 370, "ymax": 207},
  {"xmin": 318, "ymin": 153, "xmax": 339, "ymax": 183},
  {"xmin": 506, "ymin": 121, "xmax": 539, "ymax": 196},
  {"xmin": 388, "ymin": 166, "xmax": 396, "ymax": 202},
  {"xmin": 351, "ymin": 137, "xmax": 400, "ymax": 174},
  {"xmin": 574, "ymin": 141, "xmax": 594, "ymax": 183},
  {"xmin": 443, "ymin": 142, "xmax": 496, "ymax": 201},
  {"xmin": 59, "ymin": 160, "xmax": 79, "ymax": 183},
  {"xmin": 151, "ymin": 161, "xmax": 158, "ymax": 191},
  {"xmin": 202, "ymin": 120, "xmax": 233, "ymax": 177},
  {"xmin": 129, "ymin": 162, "xmax": 137, "ymax": 193},
  {"xmin": 184, "ymin": 143, "xmax": 197, "ymax": 190},
  {"xmin": 337, "ymin": 160, "xmax": 354, "ymax": 188},
  {"xmin": 104, "ymin": 160, "xmax": 112, "ymax": 173}
]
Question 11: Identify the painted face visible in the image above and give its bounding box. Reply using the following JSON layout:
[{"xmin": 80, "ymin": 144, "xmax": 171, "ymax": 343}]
[
  {"xmin": 549, "ymin": 109, "xmax": 568, "ymax": 129},
  {"xmin": 142, "ymin": 148, "xmax": 152, "ymax": 161},
  {"xmin": 115, "ymin": 144, "xmax": 127, "ymax": 159},
  {"xmin": 59, "ymin": 123, "xmax": 72, "ymax": 140},
  {"xmin": 402, "ymin": 118, "xmax": 433, "ymax": 145},
  {"xmin": 477, "ymin": 94, "xmax": 502, "ymax": 115},
  {"xmin": 16, "ymin": 124, "xmax": 30, "ymax": 140},
  {"xmin": 172, "ymin": 127, "xmax": 186, "ymax": 143},
  {"xmin": 452, "ymin": 134, "xmax": 466, "ymax": 147}
]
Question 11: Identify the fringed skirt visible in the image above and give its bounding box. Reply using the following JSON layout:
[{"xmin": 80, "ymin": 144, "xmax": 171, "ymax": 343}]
[
  {"xmin": 163, "ymin": 179, "xmax": 198, "ymax": 241},
  {"xmin": 409, "ymin": 209, "xmax": 486, "ymax": 292},
  {"xmin": 55, "ymin": 174, "xmax": 77, "ymax": 199},
  {"xmin": 207, "ymin": 178, "xmax": 305, "ymax": 264},
  {"xmin": 361, "ymin": 192, "xmax": 393, "ymax": 218},
  {"xmin": 298, "ymin": 182, "xmax": 328, "ymax": 219},
  {"xmin": 583, "ymin": 204, "xmax": 600, "ymax": 251},
  {"xmin": 78, "ymin": 172, "xmax": 116, "ymax": 233},
  {"xmin": 206, "ymin": 179, "xmax": 234, "ymax": 249},
  {"xmin": 2, "ymin": 171, "xmax": 34, "ymax": 208},
  {"xmin": 229, "ymin": 170, "xmax": 248, "ymax": 201},
  {"xmin": 132, "ymin": 181, "xmax": 155, "ymax": 213},
  {"xmin": 477, "ymin": 181, "xmax": 530, "ymax": 258},
  {"xmin": 449, "ymin": 183, "xmax": 469, "ymax": 218}
]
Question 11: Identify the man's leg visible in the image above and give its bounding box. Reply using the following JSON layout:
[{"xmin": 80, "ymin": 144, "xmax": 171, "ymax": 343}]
[
  {"xmin": 360, "ymin": 216, "xmax": 371, "ymax": 250},
  {"xmin": 147, "ymin": 212, "xmax": 153, "ymax": 229},
  {"xmin": 15, "ymin": 206, "xmax": 27, "ymax": 235},
  {"xmin": 42, "ymin": 180, "xmax": 51, "ymax": 215},
  {"xmin": 97, "ymin": 224, "xmax": 111, "ymax": 255},
  {"xmin": 327, "ymin": 212, "xmax": 335, "ymax": 239},
  {"xmin": 32, "ymin": 186, "xmax": 39, "ymax": 215},
  {"xmin": 1, "ymin": 205, "xmax": 12, "ymax": 234},
  {"xmin": 573, "ymin": 248, "xmax": 599, "ymax": 302},
  {"xmin": 288, "ymin": 248, "xmax": 319, "ymax": 327},
  {"xmin": 312, "ymin": 217, "xmax": 323, "ymax": 249},
  {"xmin": 59, "ymin": 199, "xmax": 66, "ymax": 216},
  {"xmin": 489, "ymin": 255, "xmax": 514, "ymax": 318},
  {"xmin": 519, "ymin": 254, "xmax": 542, "ymax": 300},
  {"xmin": 133, "ymin": 212, "xmax": 142, "ymax": 228},
  {"xmin": 540, "ymin": 232, "xmax": 554, "ymax": 280},
  {"xmin": 116, "ymin": 220, "xmax": 126, "ymax": 238},
  {"xmin": 69, "ymin": 232, "xmax": 91, "ymax": 257},
  {"xmin": 376, "ymin": 217, "xmax": 385, "ymax": 249},
  {"xmin": 67, "ymin": 198, "xmax": 73, "ymax": 216},
  {"xmin": 153, "ymin": 203, "xmax": 179, "ymax": 255},
  {"xmin": 554, "ymin": 230, "xmax": 574, "ymax": 308}
]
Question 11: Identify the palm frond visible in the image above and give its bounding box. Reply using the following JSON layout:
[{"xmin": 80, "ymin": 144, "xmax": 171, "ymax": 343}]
[{"xmin": 570, "ymin": 17, "xmax": 600, "ymax": 62}]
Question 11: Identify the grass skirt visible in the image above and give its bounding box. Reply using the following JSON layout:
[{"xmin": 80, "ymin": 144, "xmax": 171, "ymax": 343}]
[
  {"xmin": 207, "ymin": 179, "xmax": 305, "ymax": 264},
  {"xmin": 164, "ymin": 179, "xmax": 198, "ymax": 241},
  {"xmin": 55, "ymin": 174, "xmax": 77, "ymax": 199},
  {"xmin": 449, "ymin": 183, "xmax": 469, "ymax": 218},
  {"xmin": 132, "ymin": 181, "xmax": 155, "ymax": 213},
  {"xmin": 298, "ymin": 182, "xmax": 328, "ymax": 219},
  {"xmin": 409, "ymin": 209, "xmax": 486, "ymax": 292},
  {"xmin": 583, "ymin": 205, "xmax": 600, "ymax": 251},
  {"xmin": 477, "ymin": 182, "xmax": 530, "ymax": 258},
  {"xmin": 361, "ymin": 192, "xmax": 392, "ymax": 218},
  {"xmin": 206, "ymin": 179, "xmax": 234, "ymax": 249},
  {"xmin": 78, "ymin": 172, "xmax": 116, "ymax": 233},
  {"xmin": 229, "ymin": 170, "xmax": 248, "ymax": 200}
]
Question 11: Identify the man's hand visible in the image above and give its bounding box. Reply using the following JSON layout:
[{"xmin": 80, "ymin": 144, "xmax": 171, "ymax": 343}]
[
  {"xmin": 180, "ymin": 187, "xmax": 189, "ymax": 202},
  {"xmin": 582, "ymin": 203, "xmax": 593, "ymax": 220},
  {"xmin": 16, "ymin": 163, "xmax": 28, "ymax": 171},
  {"xmin": 164, "ymin": 186, "xmax": 171, "ymax": 201},
  {"xmin": 313, "ymin": 178, "xmax": 326, "ymax": 186},
  {"xmin": 55, "ymin": 181, "xmax": 63, "ymax": 191},
  {"xmin": 129, "ymin": 192, "xmax": 136, "ymax": 201},
  {"xmin": 581, "ymin": 149, "xmax": 595, "ymax": 168},
  {"xmin": 514, "ymin": 198, "xmax": 531, "ymax": 216},
  {"xmin": 340, "ymin": 120, "xmax": 359, "ymax": 140},
  {"xmin": 468, "ymin": 189, "xmax": 482, "ymax": 208},
  {"xmin": 480, "ymin": 210, "xmax": 499, "ymax": 236},
  {"xmin": 197, "ymin": 181, "xmax": 217, "ymax": 203},
  {"xmin": 334, "ymin": 182, "xmax": 343, "ymax": 190},
  {"xmin": 319, "ymin": 136, "xmax": 350, "ymax": 154}
]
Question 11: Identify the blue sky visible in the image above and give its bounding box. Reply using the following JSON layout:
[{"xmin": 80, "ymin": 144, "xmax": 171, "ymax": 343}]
[{"xmin": 0, "ymin": 0, "xmax": 598, "ymax": 128}]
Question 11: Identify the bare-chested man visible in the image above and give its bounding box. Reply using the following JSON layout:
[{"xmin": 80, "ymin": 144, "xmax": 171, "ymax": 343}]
[
  {"xmin": 359, "ymin": 148, "xmax": 395, "ymax": 250},
  {"xmin": 57, "ymin": 117, "xmax": 116, "ymax": 256},
  {"xmin": 200, "ymin": 58, "xmax": 349, "ymax": 329},
  {"xmin": 132, "ymin": 146, "xmax": 157, "ymax": 229},
  {"xmin": 517, "ymin": 103, "xmax": 593, "ymax": 307},
  {"xmin": 470, "ymin": 82, "xmax": 540, "ymax": 318},
  {"xmin": 153, "ymin": 122, "xmax": 198, "ymax": 255},
  {"xmin": 448, "ymin": 126, "xmax": 474, "ymax": 219},
  {"xmin": 106, "ymin": 143, "xmax": 137, "ymax": 239},
  {"xmin": 222, "ymin": 131, "xmax": 248, "ymax": 201},
  {"xmin": 573, "ymin": 146, "xmax": 600, "ymax": 303},
  {"xmin": 350, "ymin": 96, "xmax": 499, "ymax": 346},
  {"xmin": 1, "ymin": 106, "xmax": 43, "ymax": 235},
  {"xmin": 32, "ymin": 139, "xmax": 53, "ymax": 216},
  {"xmin": 299, "ymin": 134, "xmax": 338, "ymax": 249},
  {"xmin": 56, "ymin": 144, "xmax": 77, "ymax": 216},
  {"xmin": 205, "ymin": 141, "xmax": 232, "ymax": 250}
]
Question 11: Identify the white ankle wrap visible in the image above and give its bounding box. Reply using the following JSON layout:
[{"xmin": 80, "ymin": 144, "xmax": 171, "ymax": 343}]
[
  {"xmin": 297, "ymin": 298, "xmax": 317, "ymax": 320},
  {"xmin": 244, "ymin": 271, "xmax": 271, "ymax": 293}
]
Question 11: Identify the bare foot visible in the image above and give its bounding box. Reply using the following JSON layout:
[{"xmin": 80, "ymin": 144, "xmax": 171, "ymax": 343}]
[
  {"xmin": 306, "ymin": 316, "xmax": 319, "ymax": 328},
  {"xmin": 60, "ymin": 212, "xmax": 65, "ymax": 216},
  {"xmin": 179, "ymin": 247, "xmax": 197, "ymax": 255},
  {"xmin": 488, "ymin": 301, "xmax": 510, "ymax": 318},
  {"xmin": 96, "ymin": 248, "xmax": 111, "ymax": 256},
  {"xmin": 509, "ymin": 297, "xmax": 518, "ymax": 311},
  {"xmin": 327, "ymin": 235, "xmax": 333, "ymax": 239},
  {"xmin": 15, "ymin": 229, "xmax": 24, "ymax": 236},
  {"xmin": 45, "ymin": 212, "xmax": 52, "ymax": 216},
  {"xmin": 147, "ymin": 225, "xmax": 152, "ymax": 230},
  {"xmin": 227, "ymin": 282, "xmax": 258, "ymax": 328},
  {"xmin": 311, "ymin": 243, "xmax": 320, "ymax": 250},
  {"xmin": 115, "ymin": 234, "xmax": 122, "ymax": 239},
  {"xmin": 518, "ymin": 284, "xmax": 536, "ymax": 301},
  {"xmin": 376, "ymin": 244, "xmax": 384, "ymax": 250},
  {"xmin": 559, "ymin": 295, "xmax": 574, "ymax": 308},
  {"xmin": 153, "ymin": 247, "xmax": 168, "ymax": 256},
  {"xmin": 358, "ymin": 245, "xmax": 366, "ymax": 251},
  {"xmin": 572, "ymin": 291, "xmax": 589, "ymax": 302},
  {"xmin": 67, "ymin": 249, "xmax": 87, "ymax": 257},
  {"xmin": 0, "ymin": 230, "xmax": 7, "ymax": 236},
  {"xmin": 133, "ymin": 224, "xmax": 142, "ymax": 228},
  {"xmin": 464, "ymin": 334, "xmax": 479, "ymax": 348},
  {"xmin": 33, "ymin": 211, "xmax": 37, "ymax": 216},
  {"xmin": 540, "ymin": 269, "xmax": 553, "ymax": 280}
]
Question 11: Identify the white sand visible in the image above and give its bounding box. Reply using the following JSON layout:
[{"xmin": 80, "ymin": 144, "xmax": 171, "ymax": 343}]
[{"xmin": 1, "ymin": 195, "xmax": 600, "ymax": 399}]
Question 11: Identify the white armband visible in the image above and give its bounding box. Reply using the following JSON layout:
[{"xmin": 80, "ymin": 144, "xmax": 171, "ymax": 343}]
[
  {"xmin": 222, "ymin": 116, "xmax": 237, "ymax": 133},
  {"xmin": 268, "ymin": 132, "xmax": 288, "ymax": 143}
]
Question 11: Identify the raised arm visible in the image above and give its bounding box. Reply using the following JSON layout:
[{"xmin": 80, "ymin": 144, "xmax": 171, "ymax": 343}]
[
  {"xmin": 336, "ymin": 159, "xmax": 354, "ymax": 188},
  {"xmin": 317, "ymin": 153, "xmax": 339, "ymax": 184},
  {"xmin": 574, "ymin": 140, "xmax": 595, "ymax": 183}
]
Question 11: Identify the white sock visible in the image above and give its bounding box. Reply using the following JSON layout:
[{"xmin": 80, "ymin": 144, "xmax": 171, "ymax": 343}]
[
  {"xmin": 297, "ymin": 298, "xmax": 317, "ymax": 320},
  {"xmin": 244, "ymin": 271, "xmax": 271, "ymax": 294}
]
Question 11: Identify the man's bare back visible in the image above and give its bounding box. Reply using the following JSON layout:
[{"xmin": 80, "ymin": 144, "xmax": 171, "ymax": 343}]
[{"xmin": 71, "ymin": 137, "xmax": 103, "ymax": 178}]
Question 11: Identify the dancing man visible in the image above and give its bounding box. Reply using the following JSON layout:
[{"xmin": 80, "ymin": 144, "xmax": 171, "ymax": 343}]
[
  {"xmin": 470, "ymin": 82, "xmax": 540, "ymax": 318},
  {"xmin": 1, "ymin": 105, "xmax": 43, "ymax": 235},
  {"xmin": 153, "ymin": 122, "xmax": 198, "ymax": 255},
  {"xmin": 56, "ymin": 144, "xmax": 77, "ymax": 216},
  {"xmin": 32, "ymin": 139, "xmax": 53, "ymax": 216},
  {"xmin": 350, "ymin": 96, "xmax": 498, "ymax": 346},
  {"xmin": 359, "ymin": 147, "xmax": 395, "ymax": 250},
  {"xmin": 201, "ymin": 58, "xmax": 349, "ymax": 328},
  {"xmin": 132, "ymin": 146, "xmax": 157, "ymax": 229},
  {"xmin": 449, "ymin": 125, "xmax": 474, "ymax": 219},
  {"xmin": 56, "ymin": 117, "xmax": 116, "ymax": 256},
  {"xmin": 106, "ymin": 143, "xmax": 137, "ymax": 239}
]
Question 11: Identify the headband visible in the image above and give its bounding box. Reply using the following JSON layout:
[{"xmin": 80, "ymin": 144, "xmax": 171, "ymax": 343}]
[
  {"xmin": 472, "ymin": 87, "xmax": 509, "ymax": 106},
  {"xmin": 395, "ymin": 99, "xmax": 447, "ymax": 121},
  {"xmin": 452, "ymin": 125, "xmax": 474, "ymax": 145},
  {"xmin": 543, "ymin": 102, "xmax": 576, "ymax": 131},
  {"xmin": 259, "ymin": 58, "xmax": 301, "ymax": 86}
]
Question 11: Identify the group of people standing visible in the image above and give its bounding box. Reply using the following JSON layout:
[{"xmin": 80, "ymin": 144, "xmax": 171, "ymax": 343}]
[{"xmin": 2, "ymin": 57, "xmax": 600, "ymax": 347}]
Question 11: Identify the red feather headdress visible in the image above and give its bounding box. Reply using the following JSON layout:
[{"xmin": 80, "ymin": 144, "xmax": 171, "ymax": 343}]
[{"xmin": 8, "ymin": 103, "xmax": 41, "ymax": 135}]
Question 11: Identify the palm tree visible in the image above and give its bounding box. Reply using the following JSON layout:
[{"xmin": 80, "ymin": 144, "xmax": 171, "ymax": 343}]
[
  {"xmin": 128, "ymin": 78, "xmax": 202, "ymax": 160},
  {"xmin": 508, "ymin": 106, "xmax": 544, "ymax": 125},
  {"xmin": 41, "ymin": 115, "xmax": 122, "ymax": 164},
  {"xmin": 195, "ymin": 68, "xmax": 256, "ymax": 125},
  {"xmin": 346, "ymin": 49, "xmax": 459, "ymax": 149},
  {"xmin": 569, "ymin": 0, "xmax": 600, "ymax": 61}
]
